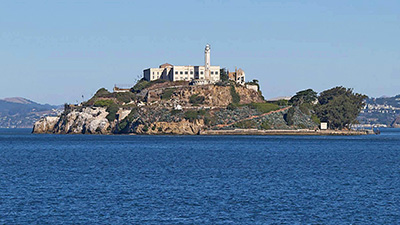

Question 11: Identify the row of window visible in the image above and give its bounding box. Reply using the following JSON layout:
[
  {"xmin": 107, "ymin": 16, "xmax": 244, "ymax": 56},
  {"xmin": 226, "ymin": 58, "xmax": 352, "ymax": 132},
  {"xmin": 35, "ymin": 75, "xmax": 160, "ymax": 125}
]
[
  {"xmin": 174, "ymin": 71, "xmax": 219, "ymax": 75},
  {"xmin": 152, "ymin": 70, "xmax": 219, "ymax": 76}
]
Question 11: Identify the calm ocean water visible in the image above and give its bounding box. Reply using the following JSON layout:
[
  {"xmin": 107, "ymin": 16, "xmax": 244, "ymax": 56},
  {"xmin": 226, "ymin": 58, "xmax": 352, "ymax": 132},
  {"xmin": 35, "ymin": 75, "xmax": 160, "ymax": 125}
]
[{"xmin": 0, "ymin": 129, "xmax": 399, "ymax": 224}]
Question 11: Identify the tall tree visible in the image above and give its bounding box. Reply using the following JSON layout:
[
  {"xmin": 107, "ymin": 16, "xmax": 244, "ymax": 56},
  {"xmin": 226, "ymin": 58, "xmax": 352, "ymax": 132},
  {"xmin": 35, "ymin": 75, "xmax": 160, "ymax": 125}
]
[
  {"xmin": 289, "ymin": 89, "xmax": 317, "ymax": 106},
  {"xmin": 315, "ymin": 86, "xmax": 367, "ymax": 129}
]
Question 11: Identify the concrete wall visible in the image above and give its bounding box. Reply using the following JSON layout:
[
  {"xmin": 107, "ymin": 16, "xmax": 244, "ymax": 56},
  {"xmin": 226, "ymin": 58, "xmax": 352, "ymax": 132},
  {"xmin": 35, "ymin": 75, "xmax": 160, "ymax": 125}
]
[{"xmin": 144, "ymin": 65, "xmax": 220, "ymax": 82}]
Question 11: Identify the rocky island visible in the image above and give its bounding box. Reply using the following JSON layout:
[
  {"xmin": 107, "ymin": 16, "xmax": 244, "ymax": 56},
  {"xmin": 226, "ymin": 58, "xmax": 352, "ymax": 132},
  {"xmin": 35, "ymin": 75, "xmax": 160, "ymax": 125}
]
[{"xmin": 33, "ymin": 45, "xmax": 368, "ymax": 135}]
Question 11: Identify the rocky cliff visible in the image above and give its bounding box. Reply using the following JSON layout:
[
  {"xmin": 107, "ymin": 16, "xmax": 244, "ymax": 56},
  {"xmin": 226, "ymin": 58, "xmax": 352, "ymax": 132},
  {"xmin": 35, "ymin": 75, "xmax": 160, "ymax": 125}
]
[{"xmin": 33, "ymin": 82, "xmax": 318, "ymax": 135}]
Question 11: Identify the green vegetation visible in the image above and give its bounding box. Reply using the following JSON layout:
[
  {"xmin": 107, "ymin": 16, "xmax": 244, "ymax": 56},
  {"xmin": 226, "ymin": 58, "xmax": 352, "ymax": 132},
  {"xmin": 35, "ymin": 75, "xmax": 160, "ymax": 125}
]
[
  {"xmin": 233, "ymin": 120, "xmax": 256, "ymax": 129},
  {"xmin": 227, "ymin": 103, "xmax": 239, "ymax": 110},
  {"xmin": 170, "ymin": 109, "xmax": 182, "ymax": 115},
  {"xmin": 94, "ymin": 88, "xmax": 113, "ymax": 98},
  {"xmin": 270, "ymin": 99, "xmax": 289, "ymax": 107},
  {"xmin": 204, "ymin": 113, "xmax": 217, "ymax": 126},
  {"xmin": 161, "ymin": 88, "xmax": 176, "ymax": 100},
  {"xmin": 189, "ymin": 94, "xmax": 205, "ymax": 105},
  {"xmin": 220, "ymin": 68, "xmax": 229, "ymax": 82},
  {"xmin": 116, "ymin": 108, "xmax": 137, "ymax": 132},
  {"xmin": 131, "ymin": 78, "xmax": 167, "ymax": 93},
  {"xmin": 299, "ymin": 103, "xmax": 311, "ymax": 115},
  {"xmin": 285, "ymin": 107, "xmax": 295, "ymax": 126},
  {"xmin": 142, "ymin": 125, "xmax": 149, "ymax": 132},
  {"xmin": 248, "ymin": 102, "xmax": 280, "ymax": 114},
  {"xmin": 106, "ymin": 103, "xmax": 119, "ymax": 122},
  {"xmin": 94, "ymin": 99, "xmax": 114, "ymax": 107},
  {"xmin": 311, "ymin": 114, "xmax": 320, "ymax": 124},
  {"xmin": 260, "ymin": 120, "xmax": 271, "ymax": 130},
  {"xmin": 315, "ymin": 86, "xmax": 367, "ymax": 129},
  {"xmin": 230, "ymin": 85, "xmax": 240, "ymax": 104},
  {"xmin": 84, "ymin": 87, "xmax": 138, "ymax": 107},
  {"xmin": 116, "ymin": 92, "xmax": 136, "ymax": 103},
  {"xmin": 184, "ymin": 110, "xmax": 206, "ymax": 122},
  {"xmin": 289, "ymin": 89, "xmax": 317, "ymax": 106}
]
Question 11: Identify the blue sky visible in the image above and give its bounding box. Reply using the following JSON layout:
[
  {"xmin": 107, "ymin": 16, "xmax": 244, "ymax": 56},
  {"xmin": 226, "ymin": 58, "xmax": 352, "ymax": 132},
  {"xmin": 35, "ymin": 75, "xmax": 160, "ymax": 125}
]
[{"xmin": 1, "ymin": 0, "xmax": 399, "ymax": 104}]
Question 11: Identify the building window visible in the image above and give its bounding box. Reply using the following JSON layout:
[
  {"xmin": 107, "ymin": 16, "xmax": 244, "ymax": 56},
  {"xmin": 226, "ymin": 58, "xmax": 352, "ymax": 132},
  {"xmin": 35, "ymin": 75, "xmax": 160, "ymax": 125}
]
[
  {"xmin": 152, "ymin": 72, "xmax": 154, "ymax": 75},
  {"xmin": 190, "ymin": 71, "xmax": 193, "ymax": 74},
  {"xmin": 211, "ymin": 71, "xmax": 214, "ymax": 75},
  {"xmin": 185, "ymin": 71, "xmax": 188, "ymax": 75},
  {"xmin": 195, "ymin": 72, "xmax": 199, "ymax": 75},
  {"xmin": 180, "ymin": 71, "xmax": 183, "ymax": 75},
  {"xmin": 200, "ymin": 71, "xmax": 203, "ymax": 75},
  {"xmin": 175, "ymin": 71, "xmax": 178, "ymax": 74},
  {"xmin": 215, "ymin": 71, "xmax": 218, "ymax": 75},
  {"xmin": 157, "ymin": 72, "xmax": 159, "ymax": 75}
]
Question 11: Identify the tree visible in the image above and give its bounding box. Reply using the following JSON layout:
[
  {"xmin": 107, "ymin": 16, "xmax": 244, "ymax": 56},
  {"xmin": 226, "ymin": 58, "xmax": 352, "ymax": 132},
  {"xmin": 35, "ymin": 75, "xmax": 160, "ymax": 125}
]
[
  {"xmin": 284, "ymin": 107, "xmax": 295, "ymax": 126},
  {"xmin": 289, "ymin": 89, "xmax": 317, "ymax": 106},
  {"xmin": 315, "ymin": 86, "xmax": 367, "ymax": 129},
  {"xmin": 220, "ymin": 68, "xmax": 229, "ymax": 82}
]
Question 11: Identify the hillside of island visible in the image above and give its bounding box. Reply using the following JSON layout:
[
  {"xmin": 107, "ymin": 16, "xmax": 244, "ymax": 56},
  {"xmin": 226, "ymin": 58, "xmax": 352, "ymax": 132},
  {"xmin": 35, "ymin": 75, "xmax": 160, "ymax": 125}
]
[{"xmin": 33, "ymin": 75, "xmax": 368, "ymax": 135}]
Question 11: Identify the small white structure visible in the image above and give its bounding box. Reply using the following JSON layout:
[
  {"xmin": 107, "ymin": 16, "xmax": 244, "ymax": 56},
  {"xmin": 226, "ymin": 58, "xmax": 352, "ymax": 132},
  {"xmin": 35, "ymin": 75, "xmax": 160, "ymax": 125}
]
[
  {"xmin": 320, "ymin": 122, "xmax": 328, "ymax": 130},
  {"xmin": 246, "ymin": 84, "xmax": 258, "ymax": 92}
]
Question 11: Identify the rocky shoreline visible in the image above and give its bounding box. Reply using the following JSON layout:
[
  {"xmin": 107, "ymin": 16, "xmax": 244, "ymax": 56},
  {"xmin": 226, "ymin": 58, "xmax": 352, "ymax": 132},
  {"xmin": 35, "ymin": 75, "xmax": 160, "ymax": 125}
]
[{"xmin": 201, "ymin": 129, "xmax": 370, "ymax": 136}]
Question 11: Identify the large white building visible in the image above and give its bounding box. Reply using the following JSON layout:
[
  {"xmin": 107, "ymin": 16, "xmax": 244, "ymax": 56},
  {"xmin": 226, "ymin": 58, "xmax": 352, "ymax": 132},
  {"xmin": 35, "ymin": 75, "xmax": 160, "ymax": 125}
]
[{"xmin": 143, "ymin": 44, "xmax": 220, "ymax": 83}]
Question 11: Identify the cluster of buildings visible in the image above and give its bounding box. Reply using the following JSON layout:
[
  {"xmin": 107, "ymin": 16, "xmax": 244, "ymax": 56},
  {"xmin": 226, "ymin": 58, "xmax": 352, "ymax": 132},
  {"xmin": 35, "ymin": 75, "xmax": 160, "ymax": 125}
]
[{"xmin": 143, "ymin": 44, "xmax": 246, "ymax": 85}]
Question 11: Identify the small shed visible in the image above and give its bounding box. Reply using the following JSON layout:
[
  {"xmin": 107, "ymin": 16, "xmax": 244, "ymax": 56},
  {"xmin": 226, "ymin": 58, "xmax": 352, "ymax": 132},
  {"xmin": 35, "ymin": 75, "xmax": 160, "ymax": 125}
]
[{"xmin": 320, "ymin": 122, "xmax": 328, "ymax": 130}]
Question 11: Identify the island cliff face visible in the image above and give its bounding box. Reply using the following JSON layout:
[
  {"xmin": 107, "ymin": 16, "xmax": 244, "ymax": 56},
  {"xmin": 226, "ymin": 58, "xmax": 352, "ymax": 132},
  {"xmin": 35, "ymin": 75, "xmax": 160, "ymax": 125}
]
[{"xmin": 33, "ymin": 81, "xmax": 318, "ymax": 135}]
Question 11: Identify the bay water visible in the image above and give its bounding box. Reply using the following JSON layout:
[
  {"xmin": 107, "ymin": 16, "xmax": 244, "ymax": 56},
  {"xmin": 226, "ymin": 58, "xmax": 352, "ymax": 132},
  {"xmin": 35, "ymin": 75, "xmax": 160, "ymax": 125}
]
[{"xmin": 1, "ymin": 129, "xmax": 399, "ymax": 224}]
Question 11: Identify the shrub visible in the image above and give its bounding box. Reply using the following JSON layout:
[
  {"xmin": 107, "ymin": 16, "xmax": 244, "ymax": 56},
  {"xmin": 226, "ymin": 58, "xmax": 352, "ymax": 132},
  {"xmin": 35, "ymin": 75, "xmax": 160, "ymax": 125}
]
[
  {"xmin": 311, "ymin": 114, "xmax": 321, "ymax": 124},
  {"xmin": 106, "ymin": 103, "xmax": 119, "ymax": 122},
  {"xmin": 161, "ymin": 88, "xmax": 176, "ymax": 100},
  {"xmin": 170, "ymin": 109, "xmax": 182, "ymax": 115},
  {"xmin": 94, "ymin": 99, "xmax": 114, "ymax": 107},
  {"xmin": 260, "ymin": 120, "xmax": 271, "ymax": 130},
  {"xmin": 299, "ymin": 104, "xmax": 311, "ymax": 115},
  {"xmin": 131, "ymin": 79, "xmax": 150, "ymax": 93},
  {"xmin": 248, "ymin": 102, "xmax": 280, "ymax": 114},
  {"xmin": 142, "ymin": 125, "xmax": 149, "ymax": 132},
  {"xmin": 233, "ymin": 120, "xmax": 256, "ymax": 129},
  {"xmin": 116, "ymin": 92, "xmax": 136, "ymax": 103},
  {"xmin": 94, "ymin": 88, "xmax": 112, "ymax": 98},
  {"xmin": 189, "ymin": 94, "xmax": 205, "ymax": 105},
  {"xmin": 284, "ymin": 107, "xmax": 295, "ymax": 126},
  {"xmin": 227, "ymin": 103, "xmax": 239, "ymax": 110},
  {"xmin": 204, "ymin": 114, "xmax": 217, "ymax": 126},
  {"xmin": 184, "ymin": 110, "xmax": 206, "ymax": 122},
  {"xmin": 230, "ymin": 85, "xmax": 240, "ymax": 104},
  {"xmin": 298, "ymin": 124, "xmax": 307, "ymax": 129}
]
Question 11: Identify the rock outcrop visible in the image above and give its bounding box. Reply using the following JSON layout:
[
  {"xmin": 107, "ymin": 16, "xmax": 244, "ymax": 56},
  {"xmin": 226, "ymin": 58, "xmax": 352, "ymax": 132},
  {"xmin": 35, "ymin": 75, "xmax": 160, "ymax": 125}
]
[
  {"xmin": 33, "ymin": 107, "xmax": 111, "ymax": 134},
  {"xmin": 147, "ymin": 84, "xmax": 264, "ymax": 107},
  {"xmin": 32, "ymin": 116, "xmax": 59, "ymax": 133},
  {"xmin": 33, "ymin": 82, "xmax": 318, "ymax": 135}
]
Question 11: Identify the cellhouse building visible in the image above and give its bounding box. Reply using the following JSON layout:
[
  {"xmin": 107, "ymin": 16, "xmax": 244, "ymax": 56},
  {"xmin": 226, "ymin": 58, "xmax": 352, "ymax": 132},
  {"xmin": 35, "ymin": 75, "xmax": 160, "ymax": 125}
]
[{"xmin": 143, "ymin": 44, "xmax": 221, "ymax": 83}]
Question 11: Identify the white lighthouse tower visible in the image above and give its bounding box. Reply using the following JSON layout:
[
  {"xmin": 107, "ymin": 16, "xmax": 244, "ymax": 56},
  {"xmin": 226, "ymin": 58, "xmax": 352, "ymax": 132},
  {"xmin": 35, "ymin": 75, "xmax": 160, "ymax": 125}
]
[{"xmin": 204, "ymin": 44, "xmax": 211, "ymax": 81}]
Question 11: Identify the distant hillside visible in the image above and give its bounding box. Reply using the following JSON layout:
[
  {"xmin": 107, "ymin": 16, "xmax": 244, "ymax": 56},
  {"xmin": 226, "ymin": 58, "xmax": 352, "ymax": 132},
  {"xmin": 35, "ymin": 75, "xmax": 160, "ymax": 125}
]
[
  {"xmin": 358, "ymin": 95, "xmax": 400, "ymax": 127},
  {"xmin": 0, "ymin": 97, "xmax": 61, "ymax": 128}
]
